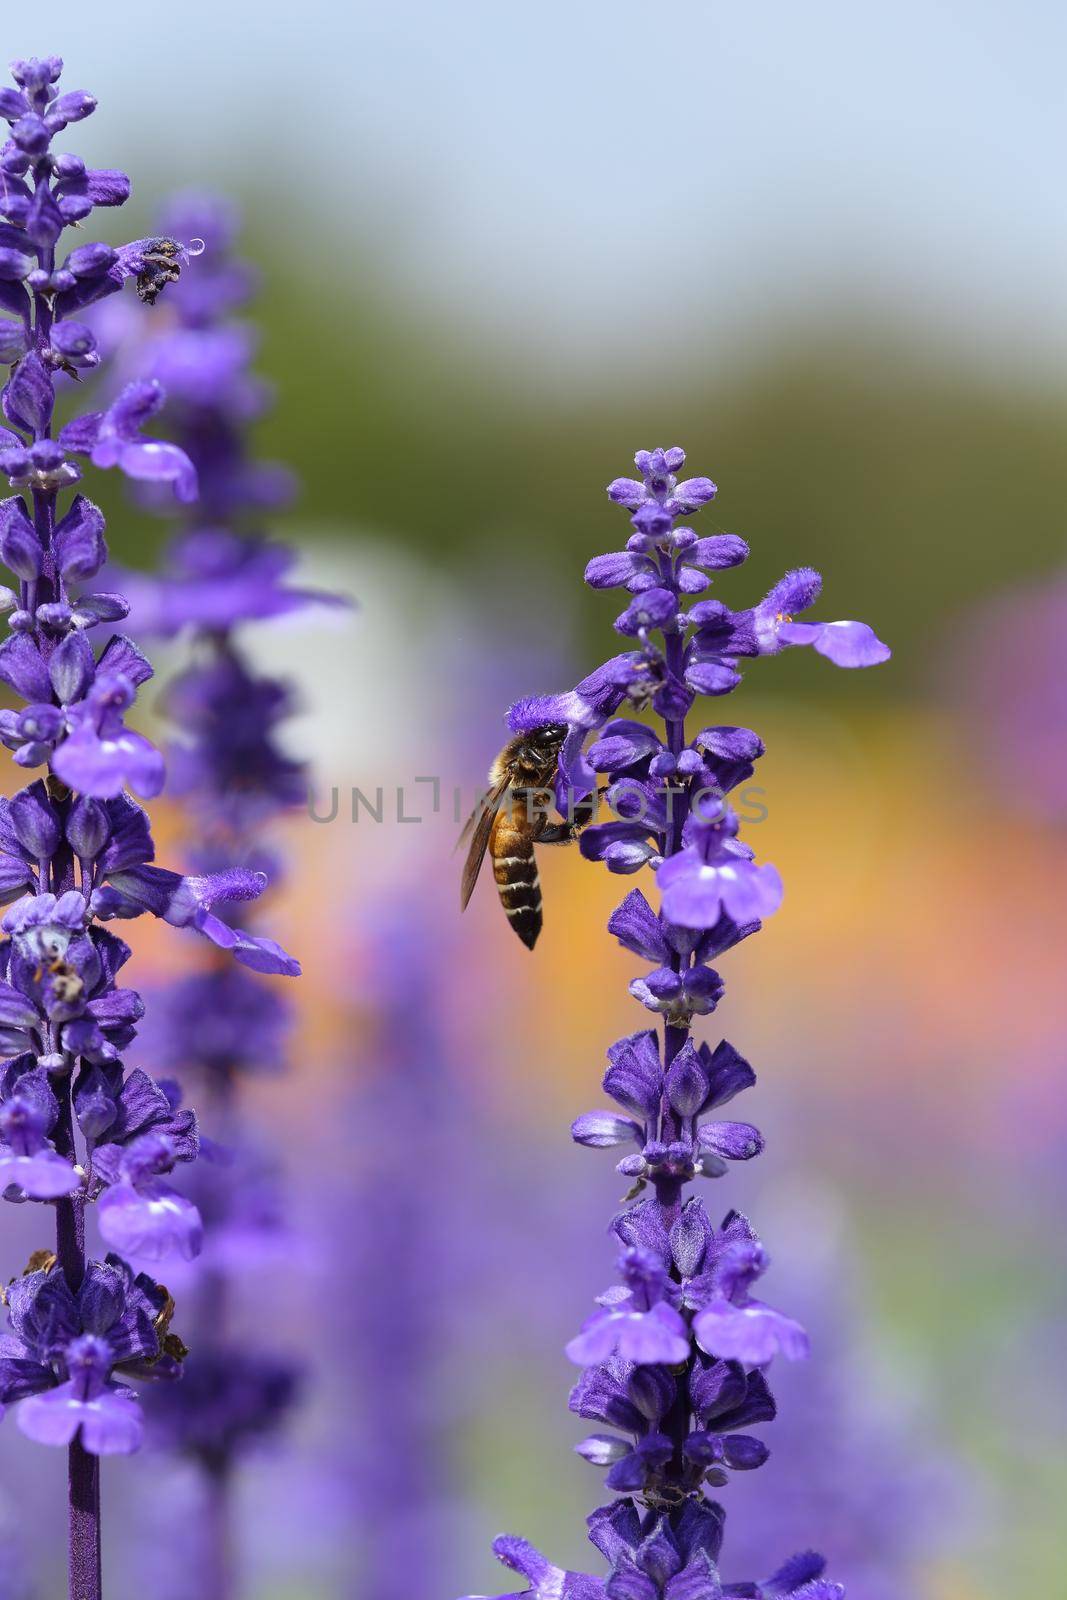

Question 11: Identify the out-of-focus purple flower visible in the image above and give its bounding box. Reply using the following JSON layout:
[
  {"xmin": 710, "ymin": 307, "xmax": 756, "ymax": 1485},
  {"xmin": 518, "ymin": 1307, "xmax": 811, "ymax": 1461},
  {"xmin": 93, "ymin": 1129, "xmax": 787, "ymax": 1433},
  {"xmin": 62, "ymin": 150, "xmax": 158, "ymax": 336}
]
[
  {"xmin": 99, "ymin": 190, "xmax": 325, "ymax": 1596},
  {"xmin": 143, "ymin": 1346, "xmax": 297, "ymax": 1466},
  {"xmin": 138, "ymin": 966, "xmax": 291, "ymax": 1081},
  {"xmin": 945, "ymin": 572, "xmax": 1067, "ymax": 822},
  {"xmin": 722, "ymin": 1193, "xmax": 969, "ymax": 1598},
  {"xmin": 119, "ymin": 530, "xmax": 340, "ymax": 637}
]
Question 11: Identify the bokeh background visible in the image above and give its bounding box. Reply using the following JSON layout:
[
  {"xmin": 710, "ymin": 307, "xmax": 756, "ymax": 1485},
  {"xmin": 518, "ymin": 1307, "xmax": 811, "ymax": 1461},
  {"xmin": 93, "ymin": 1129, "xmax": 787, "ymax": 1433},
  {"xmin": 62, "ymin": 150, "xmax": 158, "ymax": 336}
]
[{"xmin": 2, "ymin": 3, "xmax": 1067, "ymax": 1595}]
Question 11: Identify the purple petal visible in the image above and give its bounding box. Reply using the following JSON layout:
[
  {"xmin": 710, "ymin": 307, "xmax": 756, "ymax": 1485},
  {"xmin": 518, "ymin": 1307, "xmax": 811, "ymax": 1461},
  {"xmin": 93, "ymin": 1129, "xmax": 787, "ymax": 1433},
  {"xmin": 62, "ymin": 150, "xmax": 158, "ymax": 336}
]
[
  {"xmin": 505, "ymin": 694, "xmax": 568, "ymax": 736},
  {"xmin": 684, "ymin": 661, "xmax": 742, "ymax": 697},
  {"xmin": 605, "ymin": 1563, "xmax": 659, "ymax": 1600},
  {"xmin": 696, "ymin": 1121, "xmax": 764, "ymax": 1162},
  {"xmin": 0, "ymin": 1149, "xmax": 80, "ymax": 1199},
  {"xmin": 113, "ymin": 440, "xmax": 198, "ymax": 504},
  {"xmin": 571, "ymin": 1111, "xmax": 642, "ymax": 1149},
  {"xmin": 667, "ymin": 476, "xmax": 717, "ymax": 513},
  {"xmin": 664, "ymin": 1042, "xmax": 709, "ymax": 1117},
  {"xmin": 18, "ymin": 1380, "xmax": 143, "ymax": 1454},
  {"xmin": 0, "ymin": 634, "xmax": 51, "ymax": 701},
  {"xmin": 607, "ymin": 889, "xmax": 669, "ymax": 963},
  {"xmin": 192, "ymin": 914, "xmax": 301, "ymax": 976},
  {"xmin": 585, "ymin": 550, "xmax": 647, "ymax": 589},
  {"xmin": 4, "ymin": 351, "xmax": 53, "ymax": 435},
  {"xmin": 557, "ymin": 725, "xmax": 597, "ymax": 811},
  {"xmin": 52, "ymin": 727, "xmax": 165, "ymax": 801},
  {"xmin": 762, "ymin": 568, "xmax": 822, "ymax": 617},
  {"xmin": 693, "ymin": 1301, "xmax": 809, "ymax": 1366},
  {"xmin": 762, "ymin": 1553, "xmax": 828, "ymax": 1594},
  {"xmin": 778, "ymin": 618, "xmax": 890, "ymax": 668},
  {"xmin": 565, "ymin": 1309, "xmax": 623, "ymax": 1366},
  {"xmin": 606, "ymin": 477, "xmax": 648, "ymax": 509},
  {"xmin": 588, "ymin": 720, "xmax": 663, "ymax": 772},
  {"xmin": 663, "ymin": 1557, "xmax": 722, "ymax": 1600},
  {"xmin": 658, "ymin": 853, "xmax": 782, "ymax": 930},
  {"xmin": 579, "ymin": 821, "xmax": 656, "ymax": 874},
  {"xmin": 615, "ymin": 1304, "xmax": 690, "ymax": 1366},
  {"xmin": 603, "ymin": 1029, "xmax": 663, "ymax": 1118},
  {"xmin": 691, "ymin": 534, "xmax": 748, "ymax": 569},
  {"xmin": 97, "ymin": 1180, "xmax": 203, "ymax": 1262}
]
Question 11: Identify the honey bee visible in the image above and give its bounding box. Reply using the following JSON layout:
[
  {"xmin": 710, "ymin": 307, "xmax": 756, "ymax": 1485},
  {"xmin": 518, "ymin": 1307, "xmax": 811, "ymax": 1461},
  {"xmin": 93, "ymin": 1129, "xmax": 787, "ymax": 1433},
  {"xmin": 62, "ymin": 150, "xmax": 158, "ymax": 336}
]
[
  {"xmin": 460, "ymin": 722, "xmax": 586, "ymax": 949},
  {"xmin": 133, "ymin": 237, "xmax": 187, "ymax": 305}
]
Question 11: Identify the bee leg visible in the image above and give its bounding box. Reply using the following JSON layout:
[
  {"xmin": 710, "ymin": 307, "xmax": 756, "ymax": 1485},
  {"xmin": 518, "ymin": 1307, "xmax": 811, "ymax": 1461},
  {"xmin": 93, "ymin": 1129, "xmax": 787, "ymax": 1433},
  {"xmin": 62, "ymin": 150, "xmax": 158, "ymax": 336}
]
[
  {"xmin": 540, "ymin": 787, "xmax": 607, "ymax": 844},
  {"xmin": 539, "ymin": 822, "xmax": 577, "ymax": 844}
]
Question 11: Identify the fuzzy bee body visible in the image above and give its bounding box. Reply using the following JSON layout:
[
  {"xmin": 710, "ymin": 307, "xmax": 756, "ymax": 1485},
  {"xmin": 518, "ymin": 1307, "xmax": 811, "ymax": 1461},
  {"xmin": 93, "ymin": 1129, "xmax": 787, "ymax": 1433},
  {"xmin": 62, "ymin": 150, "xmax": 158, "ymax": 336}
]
[{"xmin": 460, "ymin": 723, "xmax": 570, "ymax": 950}]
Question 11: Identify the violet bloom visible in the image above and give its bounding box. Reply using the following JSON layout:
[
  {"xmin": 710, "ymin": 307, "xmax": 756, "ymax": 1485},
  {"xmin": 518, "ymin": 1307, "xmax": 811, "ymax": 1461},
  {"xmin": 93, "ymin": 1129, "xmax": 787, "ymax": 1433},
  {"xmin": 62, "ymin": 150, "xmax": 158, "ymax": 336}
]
[
  {"xmin": 0, "ymin": 58, "xmax": 297, "ymax": 1599},
  {"xmin": 723, "ymin": 1201, "xmax": 967, "ymax": 1598},
  {"xmin": 463, "ymin": 448, "xmax": 887, "ymax": 1596},
  {"xmin": 100, "ymin": 190, "xmax": 329, "ymax": 1600},
  {"xmin": 0, "ymin": 1254, "xmax": 181, "ymax": 1456}
]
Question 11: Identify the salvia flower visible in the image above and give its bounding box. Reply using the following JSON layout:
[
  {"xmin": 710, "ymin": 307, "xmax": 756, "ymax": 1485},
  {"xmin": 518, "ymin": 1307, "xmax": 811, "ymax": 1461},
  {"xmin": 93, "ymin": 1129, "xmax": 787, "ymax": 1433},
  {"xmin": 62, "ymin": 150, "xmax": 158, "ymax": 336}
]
[
  {"xmin": 0, "ymin": 1252, "xmax": 182, "ymax": 1455},
  {"xmin": 98, "ymin": 189, "xmax": 331, "ymax": 1596},
  {"xmin": 463, "ymin": 449, "xmax": 887, "ymax": 1596},
  {"xmin": 0, "ymin": 56, "xmax": 299, "ymax": 1596}
]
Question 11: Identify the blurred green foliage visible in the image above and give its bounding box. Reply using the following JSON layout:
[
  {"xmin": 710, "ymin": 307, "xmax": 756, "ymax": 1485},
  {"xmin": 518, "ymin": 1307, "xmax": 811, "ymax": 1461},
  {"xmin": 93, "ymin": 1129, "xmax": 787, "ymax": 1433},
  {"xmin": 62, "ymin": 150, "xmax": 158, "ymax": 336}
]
[
  {"xmin": 96, "ymin": 205, "xmax": 1067, "ymax": 713},
  {"xmin": 247, "ymin": 240, "xmax": 1067, "ymax": 699}
]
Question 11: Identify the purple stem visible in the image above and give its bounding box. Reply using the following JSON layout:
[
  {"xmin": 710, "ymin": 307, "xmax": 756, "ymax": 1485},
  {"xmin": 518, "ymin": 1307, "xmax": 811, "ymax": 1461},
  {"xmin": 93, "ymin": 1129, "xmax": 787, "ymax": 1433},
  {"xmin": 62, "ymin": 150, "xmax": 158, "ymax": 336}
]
[
  {"xmin": 27, "ymin": 213, "xmax": 103, "ymax": 1597},
  {"xmin": 657, "ymin": 626, "xmax": 696, "ymax": 1497},
  {"xmin": 68, "ymin": 1442, "xmax": 102, "ymax": 1600},
  {"xmin": 53, "ymin": 1078, "xmax": 102, "ymax": 1599},
  {"xmin": 202, "ymin": 1462, "xmax": 233, "ymax": 1600}
]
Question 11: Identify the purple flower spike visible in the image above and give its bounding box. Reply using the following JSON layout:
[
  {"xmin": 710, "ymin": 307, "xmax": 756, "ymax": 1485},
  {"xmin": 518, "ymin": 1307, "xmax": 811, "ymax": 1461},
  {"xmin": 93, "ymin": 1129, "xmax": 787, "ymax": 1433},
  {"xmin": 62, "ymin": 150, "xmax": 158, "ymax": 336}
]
[
  {"xmin": 464, "ymin": 449, "xmax": 877, "ymax": 1596},
  {"xmin": 0, "ymin": 58, "xmax": 314, "ymax": 1588},
  {"xmin": 87, "ymin": 191, "xmax": 332, "ymax": 1582}
]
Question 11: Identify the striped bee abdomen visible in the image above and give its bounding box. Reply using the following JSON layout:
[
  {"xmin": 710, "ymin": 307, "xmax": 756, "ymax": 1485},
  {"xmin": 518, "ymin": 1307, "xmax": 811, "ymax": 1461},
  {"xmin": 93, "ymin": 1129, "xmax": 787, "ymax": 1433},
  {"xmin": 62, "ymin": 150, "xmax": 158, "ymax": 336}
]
[{"xmin": 490, "ymin": 809, "xmax": 543, "ymax": 950}]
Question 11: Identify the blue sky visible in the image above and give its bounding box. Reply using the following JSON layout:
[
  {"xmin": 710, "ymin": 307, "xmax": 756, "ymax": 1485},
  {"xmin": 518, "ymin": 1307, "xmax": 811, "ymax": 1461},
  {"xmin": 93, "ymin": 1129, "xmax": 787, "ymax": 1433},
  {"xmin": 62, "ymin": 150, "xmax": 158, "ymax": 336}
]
[{"xmin": 7, "ymin": 2, "xmax": 1067, "ymax": 372}]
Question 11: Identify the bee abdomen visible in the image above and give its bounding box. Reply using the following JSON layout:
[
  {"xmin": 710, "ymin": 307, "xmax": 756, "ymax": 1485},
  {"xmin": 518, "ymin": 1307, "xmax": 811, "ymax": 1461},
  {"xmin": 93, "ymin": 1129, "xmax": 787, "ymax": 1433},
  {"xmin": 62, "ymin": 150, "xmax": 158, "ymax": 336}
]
[{"xmin": 492, "ymin": 848, "xmax": 543, "ymax": 950}]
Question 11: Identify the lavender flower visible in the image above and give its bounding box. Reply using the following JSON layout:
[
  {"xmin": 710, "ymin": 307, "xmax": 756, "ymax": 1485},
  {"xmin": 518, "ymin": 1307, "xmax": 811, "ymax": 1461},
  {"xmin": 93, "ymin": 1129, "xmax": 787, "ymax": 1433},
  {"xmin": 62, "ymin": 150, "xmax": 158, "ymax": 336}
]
[
  {"xmin": 102, "ymin": 191, "xmax": 335, "ymax": 1598},
  {"xmin": 0, "ymin": 1251, "xmax": 182, "ymax": 1454},
  {"xmin": 464, "ymin": 447, "xmax": 888, "ymax": 1597},
  {"xmin": 724, "ymin": 1193, "xmax": 965, "ymax": 1598},
  {"xmin": 0, "ymin": 58, "xmax": 296, "ymax": 1599}
]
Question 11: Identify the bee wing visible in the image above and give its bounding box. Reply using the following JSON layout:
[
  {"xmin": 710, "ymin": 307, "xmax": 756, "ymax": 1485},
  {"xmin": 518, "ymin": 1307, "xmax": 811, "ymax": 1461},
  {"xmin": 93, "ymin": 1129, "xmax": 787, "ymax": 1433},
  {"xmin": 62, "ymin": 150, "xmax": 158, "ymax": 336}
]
[{"xmin": 459, "ymin": 779, "xmax": 509, "ymax": 910}]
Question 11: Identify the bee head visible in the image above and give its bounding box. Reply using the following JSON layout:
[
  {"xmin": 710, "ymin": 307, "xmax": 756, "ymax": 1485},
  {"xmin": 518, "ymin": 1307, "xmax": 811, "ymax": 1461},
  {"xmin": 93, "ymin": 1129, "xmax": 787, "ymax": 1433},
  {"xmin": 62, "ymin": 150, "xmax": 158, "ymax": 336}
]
[
  {"xmin": 514, "ymin": 720, "xmax": 567, "ymax": 767},
  {"xmin": 506, "ymin": 697, "xmax": 569, "ymax": 768}
]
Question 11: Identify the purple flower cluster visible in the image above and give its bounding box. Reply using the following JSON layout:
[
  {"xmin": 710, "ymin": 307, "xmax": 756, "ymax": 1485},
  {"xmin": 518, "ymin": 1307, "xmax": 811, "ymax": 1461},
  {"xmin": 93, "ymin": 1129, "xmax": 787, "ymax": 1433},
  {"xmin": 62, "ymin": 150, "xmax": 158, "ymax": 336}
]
[
  {"xmin": 0, "ymin": 56, "xmax": 298, "ymax": 1597},
  {"xmin": 104, "ymin": 191, "xmax": 334, "ymax": 1582},
  {"xmin": 0, "ymin": 1251, "xmax": 182, "ymax": 1455},
  {"xmin": 466, "ymin": 448, "xmax": 888, "ymax": 1599}
]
